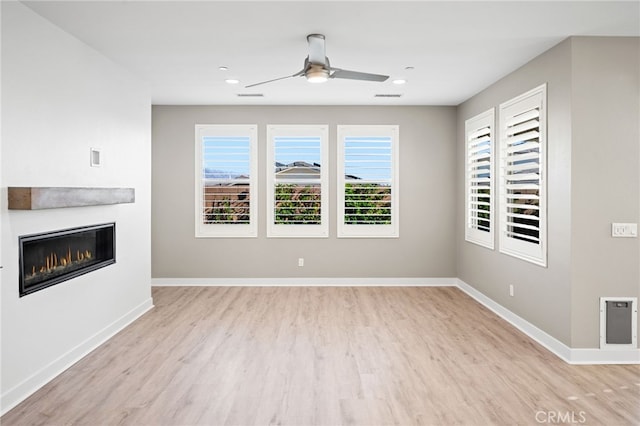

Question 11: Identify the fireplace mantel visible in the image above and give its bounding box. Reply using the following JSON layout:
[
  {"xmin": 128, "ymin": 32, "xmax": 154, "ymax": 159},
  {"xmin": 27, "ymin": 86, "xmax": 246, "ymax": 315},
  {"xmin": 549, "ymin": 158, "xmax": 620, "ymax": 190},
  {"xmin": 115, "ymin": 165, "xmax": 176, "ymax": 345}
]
[{"xmin": 8, "ymin": 187, "xmax": 135, "ymax": 210}]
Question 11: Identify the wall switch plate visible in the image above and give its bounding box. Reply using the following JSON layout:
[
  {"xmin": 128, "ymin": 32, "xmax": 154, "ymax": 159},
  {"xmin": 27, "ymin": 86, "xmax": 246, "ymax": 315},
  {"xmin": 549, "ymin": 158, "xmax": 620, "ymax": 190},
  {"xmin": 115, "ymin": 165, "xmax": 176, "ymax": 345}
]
[
  {"xmin": 90, "ymin": 147, "xmax": 101, "ymax": 167},
  {"xmin": 298, "ymin": 258, "xmax": 304, "ymax": 267},
  {"xmin": 509, "ymin": 284, "xmax": 514, "ymax": 297},
  {"xmin": 611, "ymin": 223, "xmax": 638, "ymax": 238}
]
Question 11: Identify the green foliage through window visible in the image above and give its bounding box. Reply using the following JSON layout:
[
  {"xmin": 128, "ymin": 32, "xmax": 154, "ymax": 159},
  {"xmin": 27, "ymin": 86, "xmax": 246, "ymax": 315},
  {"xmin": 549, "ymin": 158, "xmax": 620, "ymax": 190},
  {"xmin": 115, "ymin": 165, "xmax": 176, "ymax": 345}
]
[
  {"xmin": 274, "ymin": 184, "xmax": 321, "ymax": 224},
  {"xmin": 344, "ymin": 183, "xmax": 391, "ymax": 225}
]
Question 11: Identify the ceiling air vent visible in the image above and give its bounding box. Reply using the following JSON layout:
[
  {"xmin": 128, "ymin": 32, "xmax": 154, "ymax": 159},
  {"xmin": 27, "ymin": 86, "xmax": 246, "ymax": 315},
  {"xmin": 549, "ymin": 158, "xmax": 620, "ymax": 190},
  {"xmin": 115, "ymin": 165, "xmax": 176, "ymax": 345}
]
[
  {"xmin": 237, "ymin": 93, "xmax": 264, "ymax": 98},
  {"xmin": 374, "ymin": 94, "xmax": 402, "ymax": 98}
]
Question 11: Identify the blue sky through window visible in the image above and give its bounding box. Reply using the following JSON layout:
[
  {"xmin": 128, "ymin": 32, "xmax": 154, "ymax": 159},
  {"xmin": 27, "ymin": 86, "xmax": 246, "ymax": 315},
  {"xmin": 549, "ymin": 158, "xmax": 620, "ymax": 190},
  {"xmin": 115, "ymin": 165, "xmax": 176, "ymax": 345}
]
[
  {"xmin": 274, "ymin": 136, "xmax": 321, "ymax": 167},
  {"xmin": 202, "ymin": 136, "xmax": 251, "ymax": 179},
  {"xmin": 344, "ymin": 136, "xmax": 392, "ymax": 182}
]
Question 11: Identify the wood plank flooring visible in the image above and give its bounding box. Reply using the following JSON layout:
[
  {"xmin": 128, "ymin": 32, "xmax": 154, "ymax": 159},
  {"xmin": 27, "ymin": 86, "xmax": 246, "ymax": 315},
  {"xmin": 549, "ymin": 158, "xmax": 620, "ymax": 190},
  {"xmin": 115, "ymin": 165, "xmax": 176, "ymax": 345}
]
[{"xmin": 2, "ymin": 286, "xmax": 639, "ymax": 425}]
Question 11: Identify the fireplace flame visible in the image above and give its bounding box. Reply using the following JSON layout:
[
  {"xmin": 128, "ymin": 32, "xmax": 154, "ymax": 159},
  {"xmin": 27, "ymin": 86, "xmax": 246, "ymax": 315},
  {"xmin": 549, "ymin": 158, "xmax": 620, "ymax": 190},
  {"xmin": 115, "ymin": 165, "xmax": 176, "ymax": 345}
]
[{"xmin": 30, "ymin": 247, "xmax": 93, "ymax": 278}]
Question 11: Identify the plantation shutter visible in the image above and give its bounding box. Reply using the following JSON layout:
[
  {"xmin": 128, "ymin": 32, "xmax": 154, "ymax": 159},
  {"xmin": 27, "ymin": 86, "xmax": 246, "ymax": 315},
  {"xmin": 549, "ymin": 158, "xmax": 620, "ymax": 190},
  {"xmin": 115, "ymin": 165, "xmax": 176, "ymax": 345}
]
[
  {"xmin": 195, "ymin": 125, "xmax": 257, "ymax": 238},
  {"xmin": 337, "ymin": 125, "xmax": 399, "ymax": 238},
  {"xmin": 465, "ymin": 109, "xmax": 494, "ymax": 249},
  {"xmin": 499, "ymin": 84, "xmax": 547, "ymax": 266},
  {"xmin": 266, "ymin": 125, "xmax": 329, "ymax": 238}
]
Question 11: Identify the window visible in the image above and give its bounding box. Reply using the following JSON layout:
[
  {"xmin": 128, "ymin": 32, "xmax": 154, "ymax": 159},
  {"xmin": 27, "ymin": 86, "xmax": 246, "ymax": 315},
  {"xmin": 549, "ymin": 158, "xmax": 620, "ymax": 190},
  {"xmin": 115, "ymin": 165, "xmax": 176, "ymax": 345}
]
[
  {"xmin": 499, "ymin": 84, "xmax": 547, "ymax": 266},
  {"xmin": 195, "ymin": 125, "xmax": 258, "ymax": 238},
  {"xmin": 266, "ymin": 125, "xmax": 329, "ymax": 238},
  {"xmin": 337, "ymin": 125, "xmax": 399, "ymax": 238},
  {"xmin": 465, "ymin": 109, "xmax": 495, "ymax": 249}
]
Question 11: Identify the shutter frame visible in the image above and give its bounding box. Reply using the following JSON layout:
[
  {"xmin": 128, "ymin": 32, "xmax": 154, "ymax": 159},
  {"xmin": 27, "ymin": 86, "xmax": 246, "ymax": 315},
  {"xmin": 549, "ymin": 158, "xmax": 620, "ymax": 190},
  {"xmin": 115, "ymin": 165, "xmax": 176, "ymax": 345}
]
[
  {"xmin": 337, "ymin": 125, "xmax": 399, "ymax": 238},
  {"xmin": 266, "ymin": 125, "xmax": 329, "ymax": 238},
  {"xmin": 195, "ymin": 124, "xmax": 258, "ymax": 238},
  {"xmin": 465, "ymin": 108, "xmax": 495, "ymax": 249},
  {"xmin": 498, "ymin": 84, "xmax": 547, "ymax": 266}
]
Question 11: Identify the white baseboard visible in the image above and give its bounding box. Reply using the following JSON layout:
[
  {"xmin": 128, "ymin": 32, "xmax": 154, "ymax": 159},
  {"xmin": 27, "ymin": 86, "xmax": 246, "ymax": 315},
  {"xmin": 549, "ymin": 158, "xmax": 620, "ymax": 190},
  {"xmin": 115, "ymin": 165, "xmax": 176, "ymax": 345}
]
[
  {"xmin": 151, "ymin": 277, "xmax": 458, "ymax": 287},
  {"xmin": 0, "ymin": 298, "xmax": 154, "ymax": 416},
  {"xmin": 569, "ymin": 348, "xmax": 640, "ymax": 364},
  {"xmin": 456, "ymin": 279, "xmax": 640, "ymax": 365}
]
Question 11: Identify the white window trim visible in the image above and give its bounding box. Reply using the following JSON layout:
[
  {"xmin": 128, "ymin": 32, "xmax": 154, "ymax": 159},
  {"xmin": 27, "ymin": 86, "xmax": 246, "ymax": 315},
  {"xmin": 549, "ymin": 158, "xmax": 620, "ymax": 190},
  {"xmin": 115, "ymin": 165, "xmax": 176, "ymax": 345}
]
[
  {"xmin": 195, "ymin": 124, "xmax": 258, "ymax": 238},
  {"xmin": 266, "ymin": 125, "xmax": 329, "ymax": 238},
  {"xmin": 465, "ymin": 108, "xmax": 495, "ymax": 249},
  {"xmin": 337, "ymin": 125, "xmax": 399, "ymax": 238},
  {"xmin": 498, "ymin": 84, "xmax": 547, "ymax": 266}
]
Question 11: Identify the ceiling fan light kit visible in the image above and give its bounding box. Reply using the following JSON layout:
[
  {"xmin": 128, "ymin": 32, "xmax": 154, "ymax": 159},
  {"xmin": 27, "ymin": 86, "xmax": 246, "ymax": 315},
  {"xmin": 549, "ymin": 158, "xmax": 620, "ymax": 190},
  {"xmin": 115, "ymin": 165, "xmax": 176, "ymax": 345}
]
[
  {"xmin": 306, "ymin": 65, "xmax": 329, "ymax": 83},
  {"xmin": 245, "ymin": 34, "xmax": 389, "ymax": 88}
]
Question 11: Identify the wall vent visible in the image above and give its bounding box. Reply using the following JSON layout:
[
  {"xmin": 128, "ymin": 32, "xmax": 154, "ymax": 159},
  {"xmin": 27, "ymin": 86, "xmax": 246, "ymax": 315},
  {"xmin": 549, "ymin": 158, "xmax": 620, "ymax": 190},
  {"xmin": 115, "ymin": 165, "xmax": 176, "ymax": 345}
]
[
  {"xmin": 600, "ymin": 297, "xmax": 637, "ymax": 349},
  {"xmin": 237, "ymin": 93, "xmax": 264, "ymax": 98},
  {"xmin": 374, "ymin": 94, "xmax": 402, "ymax": 98}
]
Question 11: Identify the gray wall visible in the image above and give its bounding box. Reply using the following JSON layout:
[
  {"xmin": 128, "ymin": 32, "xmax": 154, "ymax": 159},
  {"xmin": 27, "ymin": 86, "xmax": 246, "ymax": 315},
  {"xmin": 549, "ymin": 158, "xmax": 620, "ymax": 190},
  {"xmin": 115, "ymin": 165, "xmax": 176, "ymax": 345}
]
[
  {"xmin": 457, "ymin": 39, "xmax": 574, "ymax": 345},
  {"xmin": 457, "ymin": 37, "xmax": 639, "ymax": 348},
  {"xmin": 569, "ymin": 37, "xmax": 640, "ymax": 348},
  {"xmin": 152, "ymin": 106, "xmax": 457, "ymax": 279}
]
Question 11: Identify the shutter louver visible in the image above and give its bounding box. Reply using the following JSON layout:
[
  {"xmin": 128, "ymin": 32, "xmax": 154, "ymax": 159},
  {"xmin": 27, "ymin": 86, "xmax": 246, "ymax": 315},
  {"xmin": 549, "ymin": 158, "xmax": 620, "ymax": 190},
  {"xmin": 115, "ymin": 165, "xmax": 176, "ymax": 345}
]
[
  {"xmin": 273, "ymin": 136, "xmax": 322, "ymax": 225},
  {"xmin": 499, "ymin": 84, "xmax": 547, "ymax": 266},
  {"xmin": 465, "ymin": 109, "xmax": 494, "ymax": 248},
  {"xmin": 343, "ymin": 136, "xmax": 393, "ymax": 225},
  {"xmin": 201, "ymin": 136, "xmax": 252, "ymax": 225},
  {"xmin": 504, "ymin": 106, "xmax": 541, "ymax": 243}
]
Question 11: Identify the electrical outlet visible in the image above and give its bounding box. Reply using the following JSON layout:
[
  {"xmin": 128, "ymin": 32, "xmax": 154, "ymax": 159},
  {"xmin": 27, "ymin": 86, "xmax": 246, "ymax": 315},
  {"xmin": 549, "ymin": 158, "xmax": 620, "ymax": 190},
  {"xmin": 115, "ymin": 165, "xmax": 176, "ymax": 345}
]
[
  {"xmin": 612, "ymin": 223, "xmax": 638, "ymax": 238},
  {"xmin": 298, "ymin": 258, "xmax": 304, "ymax": 267},
  {"xmin": 509, "ymin": 284, "xmax": 514, "ymax": 297}
]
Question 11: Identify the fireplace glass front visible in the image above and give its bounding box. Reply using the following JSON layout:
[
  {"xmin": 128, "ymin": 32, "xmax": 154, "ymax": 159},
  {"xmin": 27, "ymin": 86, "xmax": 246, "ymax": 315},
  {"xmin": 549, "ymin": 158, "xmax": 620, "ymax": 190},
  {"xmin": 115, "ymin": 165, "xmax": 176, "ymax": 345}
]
[{"xmin": 19, "ymin": 223, "xmax": 115, "ymax": 297}]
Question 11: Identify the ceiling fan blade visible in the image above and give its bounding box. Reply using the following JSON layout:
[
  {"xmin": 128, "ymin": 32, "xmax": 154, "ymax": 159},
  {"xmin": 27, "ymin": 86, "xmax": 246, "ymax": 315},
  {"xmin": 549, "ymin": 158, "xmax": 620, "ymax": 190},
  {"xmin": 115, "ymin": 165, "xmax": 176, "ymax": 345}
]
[
  {"xmin": 307, "ymin": 34, "xmax": 326, "ymax": 65},
  {"xmin": 330, "ymin": 68, "xmax": 389, "ymax": 82},
  {"xmin": 245, "ymin": 70, "xmax": 305, "ymax": 88}
]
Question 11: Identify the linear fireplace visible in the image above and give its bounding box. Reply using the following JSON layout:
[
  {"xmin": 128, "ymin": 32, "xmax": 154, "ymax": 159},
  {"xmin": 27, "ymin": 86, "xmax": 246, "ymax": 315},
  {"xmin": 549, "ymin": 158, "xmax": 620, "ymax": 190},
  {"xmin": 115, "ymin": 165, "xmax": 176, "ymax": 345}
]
[{"xmin": 19, "ymin": 223, "xmax": 116, "ymax": 297}]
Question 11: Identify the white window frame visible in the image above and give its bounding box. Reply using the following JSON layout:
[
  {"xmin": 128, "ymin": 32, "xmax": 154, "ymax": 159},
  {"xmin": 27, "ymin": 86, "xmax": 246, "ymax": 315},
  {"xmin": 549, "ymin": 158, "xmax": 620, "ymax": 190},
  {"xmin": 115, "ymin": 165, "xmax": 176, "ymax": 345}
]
[
  {"xmin": 337, "ymin": 125, "xmax": 399, "ymax": 238},
  {"xmin": 195, "ymin": 124, "xmax": 258, "ymax": 238},
  {"xmin": 266, "ymin": 125, "xmax": 329, "ymax": 238},
  {"xmin": 499, "ymin": 84, "xmax": 547, "ymax": 266},
  {"xmin": 465, "ymin": 108, "xmax": 495, "ymax": 249}
]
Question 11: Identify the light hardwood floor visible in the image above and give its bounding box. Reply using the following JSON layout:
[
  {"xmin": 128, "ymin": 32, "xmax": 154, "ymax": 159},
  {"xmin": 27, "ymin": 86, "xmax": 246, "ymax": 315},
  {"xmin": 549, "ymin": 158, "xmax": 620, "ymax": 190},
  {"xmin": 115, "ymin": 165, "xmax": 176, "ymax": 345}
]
[{"xmin": 2, "ymin": 286, "xmax": 639, "ymax": 425}]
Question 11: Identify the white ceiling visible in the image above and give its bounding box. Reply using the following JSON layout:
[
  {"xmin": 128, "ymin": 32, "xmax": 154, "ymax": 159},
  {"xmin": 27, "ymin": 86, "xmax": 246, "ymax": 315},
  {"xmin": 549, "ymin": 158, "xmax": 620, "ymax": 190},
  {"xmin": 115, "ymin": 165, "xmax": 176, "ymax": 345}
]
[{"xmin": 22, "ymin": 1, "xmax": 640, "ymax": 106}]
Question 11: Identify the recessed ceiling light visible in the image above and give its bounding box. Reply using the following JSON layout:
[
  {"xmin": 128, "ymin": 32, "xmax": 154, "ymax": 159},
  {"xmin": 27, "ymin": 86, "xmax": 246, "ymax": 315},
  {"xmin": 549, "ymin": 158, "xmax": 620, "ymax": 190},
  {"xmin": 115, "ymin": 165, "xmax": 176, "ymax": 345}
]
[
  {"xmin": 225, "ymin": 79, "xmax": 240, "ymax": 85},
  {"xmin": 392, "ymin": 79, "xmax": 407, "ymax": 85},
  {"xmin": 218, "ymin": 66, "xmax": 229, "ymax": 71}
]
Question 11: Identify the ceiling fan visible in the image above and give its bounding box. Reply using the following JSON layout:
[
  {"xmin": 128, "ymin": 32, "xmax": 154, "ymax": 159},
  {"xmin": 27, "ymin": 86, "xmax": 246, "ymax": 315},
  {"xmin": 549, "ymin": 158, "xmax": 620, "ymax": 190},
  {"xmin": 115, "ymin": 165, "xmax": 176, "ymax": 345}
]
[{"xmin": 245, "ymin": 34, "xmax": 389, "ymax": 88}]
